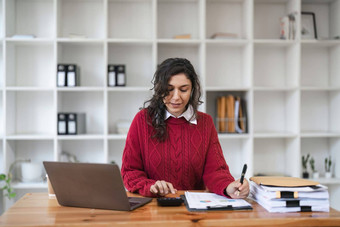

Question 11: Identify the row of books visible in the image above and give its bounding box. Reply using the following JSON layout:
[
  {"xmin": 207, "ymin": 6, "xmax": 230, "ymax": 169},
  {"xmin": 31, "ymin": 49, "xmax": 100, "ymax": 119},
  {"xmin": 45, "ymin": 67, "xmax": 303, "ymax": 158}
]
[
  {"xmin": 57, "ymin": 64, "xmax": 126, "ymax": 87},
  {"xmin": 280, "ymin": 11, "xmax": 298, "ymax": 40},
  {"xmin": 216, "ymin": 95, "xmax": 247, "ymax": 133},
  {"xmin": 250, "ymin": 176, "xmax": 329, "ymax": 213}
]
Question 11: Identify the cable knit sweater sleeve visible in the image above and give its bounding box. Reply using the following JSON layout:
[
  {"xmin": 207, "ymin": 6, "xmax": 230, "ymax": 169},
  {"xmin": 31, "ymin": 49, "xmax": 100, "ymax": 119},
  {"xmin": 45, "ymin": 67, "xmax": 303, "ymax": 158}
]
[
  {"xmin": 121, "ymin": 110, "xmax": 156, "ymax": 197},
  {"xmin": 202, "ymin": 114, "xmax": 235, "ymax": 196}
]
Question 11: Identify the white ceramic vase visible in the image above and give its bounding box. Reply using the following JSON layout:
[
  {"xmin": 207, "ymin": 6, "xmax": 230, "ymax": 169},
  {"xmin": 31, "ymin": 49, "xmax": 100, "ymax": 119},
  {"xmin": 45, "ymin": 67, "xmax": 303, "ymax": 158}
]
[
  {"xmin": 325, "ymin": 172, "xmax": 332, "ymax": 178},
  {"xmin": 21, "ymin": 163, "xmax": 43, "ymax": 182}
]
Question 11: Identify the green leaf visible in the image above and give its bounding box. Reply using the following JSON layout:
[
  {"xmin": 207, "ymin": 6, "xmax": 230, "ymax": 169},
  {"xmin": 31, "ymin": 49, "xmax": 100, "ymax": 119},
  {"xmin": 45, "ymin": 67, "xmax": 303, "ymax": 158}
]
[
  {"xmin": 0, "ymin": 174, "xmax": 6, "ymax": 180},
  {"xmin": 9, "ymin": 193, "xmax": 16, "ymax": 198}
]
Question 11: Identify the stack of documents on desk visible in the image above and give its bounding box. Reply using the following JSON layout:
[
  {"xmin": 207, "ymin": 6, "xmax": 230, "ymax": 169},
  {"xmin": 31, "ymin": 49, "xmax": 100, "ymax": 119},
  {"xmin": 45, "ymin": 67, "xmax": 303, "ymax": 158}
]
[
  {"xmin": 182, "ymin": 191, "xmax": 252, "ymax": 211},
  {"xmin": 249, "ymin": 176, "xmax": 329, "ymax": 213}
]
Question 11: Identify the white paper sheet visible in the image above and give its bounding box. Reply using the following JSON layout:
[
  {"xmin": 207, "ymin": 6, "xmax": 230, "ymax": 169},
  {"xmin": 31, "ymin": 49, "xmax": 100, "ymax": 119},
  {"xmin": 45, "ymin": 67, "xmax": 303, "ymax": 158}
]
[{"xmin": 185, "ymin": 191, "xmax": 251, "ymax": 209}]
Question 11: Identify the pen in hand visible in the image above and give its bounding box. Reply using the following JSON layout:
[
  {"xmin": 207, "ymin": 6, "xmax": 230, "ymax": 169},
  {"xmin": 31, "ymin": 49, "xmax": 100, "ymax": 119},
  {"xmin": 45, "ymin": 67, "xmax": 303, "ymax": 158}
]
[
  {"xmin": 236, "ymin": 164, "xmax": 247, "ymax": 196},
  {"xmin": 240, "ymin": 164, "xmax": 247, "ymax": 184}
]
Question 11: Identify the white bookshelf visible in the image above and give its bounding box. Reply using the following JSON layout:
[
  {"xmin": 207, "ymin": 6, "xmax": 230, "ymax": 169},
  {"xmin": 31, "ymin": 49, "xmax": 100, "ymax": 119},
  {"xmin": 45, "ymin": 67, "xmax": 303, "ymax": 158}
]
[{"xmin": 1, "ymin": 0, "xmax": 340, "ymax": 213}]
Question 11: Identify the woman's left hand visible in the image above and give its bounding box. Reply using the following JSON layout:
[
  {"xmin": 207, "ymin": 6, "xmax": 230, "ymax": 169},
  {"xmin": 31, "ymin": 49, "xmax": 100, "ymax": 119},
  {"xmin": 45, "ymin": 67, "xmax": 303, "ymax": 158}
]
[{"xmin": 225, "ymin": 178, "xmax": 250, "ymax": 199}]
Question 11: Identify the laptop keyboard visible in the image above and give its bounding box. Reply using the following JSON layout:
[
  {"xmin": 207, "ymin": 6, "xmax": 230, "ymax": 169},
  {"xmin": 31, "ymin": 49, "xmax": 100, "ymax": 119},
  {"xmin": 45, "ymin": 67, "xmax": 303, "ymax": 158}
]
[
  {"xmin": 129, "ymin": 202, "xmax": 140, "ymax": 207},
  {"xmin": 128, "ymin": 197, "xmax": 141, "ymax": 207}
]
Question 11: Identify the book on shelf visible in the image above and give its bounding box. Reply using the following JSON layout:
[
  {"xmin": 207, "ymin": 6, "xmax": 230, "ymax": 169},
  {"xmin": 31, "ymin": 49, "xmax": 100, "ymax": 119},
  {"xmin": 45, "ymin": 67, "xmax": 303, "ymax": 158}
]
[
  {"xmin": 249, "ymin": 176, "xmax": 330, "ymax": 213},
  {"xmin": 226, "ymin": 95, "xmax": 235, "ymax": 133},
  {"xmin": 216, "ymin": 95, "xmax": 247, "ymax": 134},
  {"xmin": 173, "ymin": 34, "xmax": 191, "ymax": 39},
  {"xmin": 280, "ymin": 11, "xmax": 297, "ymax": 40},
  {"xmin": 210, "ymin": 32, "xmax": 238, "ymax": 39}
]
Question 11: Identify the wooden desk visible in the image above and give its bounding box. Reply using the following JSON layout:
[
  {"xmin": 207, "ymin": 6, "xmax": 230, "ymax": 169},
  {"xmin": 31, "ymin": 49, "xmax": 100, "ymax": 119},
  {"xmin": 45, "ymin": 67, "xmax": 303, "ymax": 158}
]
[{"xmin": 1, "ymin": 192, "xmax": 340, "ymax": 226}]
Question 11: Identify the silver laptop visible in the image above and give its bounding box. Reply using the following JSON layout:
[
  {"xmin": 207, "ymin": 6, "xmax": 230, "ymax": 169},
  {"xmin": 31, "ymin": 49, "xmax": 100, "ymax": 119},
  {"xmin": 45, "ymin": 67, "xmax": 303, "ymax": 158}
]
[{"xmin": 43, "ymin": 161, "xmax": 152, "ymax": 211}]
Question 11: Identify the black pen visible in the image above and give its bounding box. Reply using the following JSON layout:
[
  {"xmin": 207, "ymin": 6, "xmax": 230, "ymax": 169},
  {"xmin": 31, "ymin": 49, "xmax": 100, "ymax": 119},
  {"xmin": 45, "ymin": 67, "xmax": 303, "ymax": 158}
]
[{"xmin": 240, "ymin": 164, "xmax": 247, "ymax": 184}]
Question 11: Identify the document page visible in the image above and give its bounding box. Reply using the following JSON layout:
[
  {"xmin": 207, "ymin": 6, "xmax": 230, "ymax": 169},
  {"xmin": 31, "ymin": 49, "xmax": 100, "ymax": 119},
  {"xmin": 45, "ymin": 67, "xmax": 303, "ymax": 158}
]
[{"xmin": 185, "ymin": 191, "xmax": 251, "ymax": 209}]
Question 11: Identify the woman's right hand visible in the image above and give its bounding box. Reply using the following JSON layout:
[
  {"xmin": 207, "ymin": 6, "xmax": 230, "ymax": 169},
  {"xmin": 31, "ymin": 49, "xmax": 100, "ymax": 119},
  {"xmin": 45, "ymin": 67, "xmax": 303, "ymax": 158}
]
[{"xmin": 150, "ymin": 180, "xmax": 177, "ymax": 196}]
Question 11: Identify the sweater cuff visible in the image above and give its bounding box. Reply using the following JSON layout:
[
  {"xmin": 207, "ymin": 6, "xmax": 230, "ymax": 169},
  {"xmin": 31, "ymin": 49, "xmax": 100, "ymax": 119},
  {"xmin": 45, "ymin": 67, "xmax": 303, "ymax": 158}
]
[
  {"xmin": 138, "ymin": 181, "xmax": 158, "ymax": 197},
  {"xmin": 218, "ymin": 180, "xmax": 233, "ymax": 198}
]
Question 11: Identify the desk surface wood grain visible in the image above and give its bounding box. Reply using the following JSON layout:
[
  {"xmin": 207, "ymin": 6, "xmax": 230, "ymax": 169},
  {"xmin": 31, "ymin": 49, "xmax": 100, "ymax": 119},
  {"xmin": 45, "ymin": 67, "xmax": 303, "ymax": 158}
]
[{"xmin": 1, "ymin": 192, "xmax": 340, "ymax": 227}]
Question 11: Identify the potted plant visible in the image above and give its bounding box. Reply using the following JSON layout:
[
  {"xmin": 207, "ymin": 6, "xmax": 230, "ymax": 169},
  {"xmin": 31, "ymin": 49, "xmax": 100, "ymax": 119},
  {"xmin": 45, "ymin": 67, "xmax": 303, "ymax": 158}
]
[
  {"xmin": 0, "ymin": 159, "xmax": 31, "ymax": 200},
  {"xmin": 325, "ymin": 156, "xmax": 332, "ymax": 178},
  {"xmin": 0, "ymin": 173, "xmax": 16, "ymax": 199},
  {"xmin": 302, "ymin": 154, "xmax": 310, "ymax": 178},
  {"xmin": 309, "ymin": 157, "xmax": 319, "ymax": 178}
]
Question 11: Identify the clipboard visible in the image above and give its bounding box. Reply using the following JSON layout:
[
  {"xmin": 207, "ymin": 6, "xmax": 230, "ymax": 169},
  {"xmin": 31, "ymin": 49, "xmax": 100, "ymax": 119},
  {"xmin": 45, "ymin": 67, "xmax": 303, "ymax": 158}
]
[{"xmin": 180, "ymin": 194, "xmax": 252, "ymax": 212}]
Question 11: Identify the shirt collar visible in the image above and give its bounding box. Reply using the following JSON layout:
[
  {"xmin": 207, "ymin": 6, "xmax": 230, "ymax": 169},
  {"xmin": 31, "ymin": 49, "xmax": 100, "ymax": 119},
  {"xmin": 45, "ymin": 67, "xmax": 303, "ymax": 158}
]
[{"xmin": 165, "ymin": 105, "xmax": 197, "ymax": 125}]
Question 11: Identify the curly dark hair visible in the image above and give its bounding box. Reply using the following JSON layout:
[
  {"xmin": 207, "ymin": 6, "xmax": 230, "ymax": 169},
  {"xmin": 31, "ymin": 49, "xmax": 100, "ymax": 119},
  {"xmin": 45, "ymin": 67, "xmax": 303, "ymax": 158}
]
[{"xmin": 143, "ymin": 58, "xmax": 203, "ymax": 142}]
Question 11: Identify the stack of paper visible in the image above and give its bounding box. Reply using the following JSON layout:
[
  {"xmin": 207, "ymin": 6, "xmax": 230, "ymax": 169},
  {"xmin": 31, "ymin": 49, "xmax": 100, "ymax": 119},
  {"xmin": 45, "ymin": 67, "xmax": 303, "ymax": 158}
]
[
  {"xmin": 183, "ymin": 192, "xmax": 252, "ymax": 211},
  {"xmin": 250, "ymin": 176, "xmax": 329, "ymax": 213}
]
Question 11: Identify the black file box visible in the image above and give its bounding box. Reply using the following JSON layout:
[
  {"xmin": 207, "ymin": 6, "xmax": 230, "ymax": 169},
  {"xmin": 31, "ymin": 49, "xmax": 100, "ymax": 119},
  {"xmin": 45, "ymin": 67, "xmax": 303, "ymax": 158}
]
[
  {"xmin": 107, "ymin": 64, "xmax": 126, "ymax": 87},
  {"xmin": 116, "ymin": 65, "xmax": 126, "ymax": 86},
  {"xmin": 57, "ymin": 113, "xmax": 68, "ymax": 135},
  {"xmin": 66, "ymin": 64, "xmax": 79, "ymax": 87},
  {"xmin": 67, "ymin": 113, "xmax": 86, "ymax": 135},
  {"xmin": 57, "ymin": 64, "xmax": 67, "ymax": 87},
  {"xmin": 107, "ymin": 65, "xmax": 116, "ymax": 87}
]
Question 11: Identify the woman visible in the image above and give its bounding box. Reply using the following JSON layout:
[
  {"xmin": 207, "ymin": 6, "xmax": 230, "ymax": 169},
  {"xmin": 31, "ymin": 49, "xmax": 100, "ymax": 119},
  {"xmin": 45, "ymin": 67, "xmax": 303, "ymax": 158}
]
[{"xmin": 121, "ymin": 58, "xmax": 249, "ymax": 198}]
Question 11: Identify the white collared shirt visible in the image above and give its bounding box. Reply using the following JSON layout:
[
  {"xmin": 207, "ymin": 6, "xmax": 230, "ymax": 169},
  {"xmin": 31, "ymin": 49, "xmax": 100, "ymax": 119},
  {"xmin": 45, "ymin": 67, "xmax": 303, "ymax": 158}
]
[{"xmin": 165, "ymin": 105, "xmax": 197, "ymax": 125}]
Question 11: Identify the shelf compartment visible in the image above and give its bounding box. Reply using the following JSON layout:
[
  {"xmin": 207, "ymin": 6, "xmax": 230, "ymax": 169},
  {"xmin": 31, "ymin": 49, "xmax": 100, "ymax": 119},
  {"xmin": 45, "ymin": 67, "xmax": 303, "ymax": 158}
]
[
  {"xmin": 107, "ymin": 87, "xmax": 150, "ymax": 92},
  {"xmin": 12, "ymin": 182, "xmax": 47, "ymax": 189},
  {"xmin": 254, "ymin": 90, "xmax": 298, "ymax": 134},
  {"xmin": 6, "ymin": 91, "xmax": 55, "ymax": 135},
  {"xmin": 108, "ymin": 91, "xmax": 152, "ymax": 134},
  {"xmin": 219, "ymin": 138, "xmax": 252, "ymax": 178},
  {"xmin": 254, "ymin": 0, "xmax": 299, "ymax": 39},
  {"xmin": 254, "ymin": 132, "xmax": 298, "ymax": 138},
  {"xmin": 0, "ymin": 140, "xmax": 3, "ymax": 173},
  {"xmin": 57, "ymin": 87, "xmax": 104, "ymax": 92},
  {"xmin": 301, "ymin": 43, "xmax": 340, "ymax": 88},
  {"xmin": 108, "ymin": 43, "xmax": 153, "ymax": 87},
  {"xmin": 6, "ymin": 135, "xmax": 54, "ymax": 140},
  {"xmin": 57, "ymin": 42, "xmax": 105, "ymax": 87},
  {"xmin": 254, "ymin": 43, "xmax": 299, "ymax": 88},
  {"xmin": 301, "ymin": 90, "xmax": 340, "ymax": 133},
  {"xmin": 5, "ymin": 0, "xmax": 54, "ymax": 38},
  {"xmin": 108, "ymin": 134, "xmax": 127, "ymax": 140},
  {"xmin": 108, "ymin": 140, "xmax": 126, "ymax": 168},
  {"xmin": 0, "ymin": 1, "xmax": 3, "ymax": 38},
  {"xmin": 157, "ymin": 0, "xmax": 200, "ymax": 39},
  {"xmin": 301, "ymin": 137, "xmax": 340, "ymax": 178},
  {"xmin": 57, "ymin": 91, "xmax": 104, "ymax": 135},
  {"xmin": 254, "ymin": 137, "xmax": 299, "ymax": 177},
  {"xmin": 206, "ymin": 0, "xmax": 251, "ymax": 39},
  {"xmin": 206, "ymin": 91, "xmax": 250, "ymax": 134},
  {"xmin": 57, "ymin": 0, "xmax": 105, "ymax": 39},
  {"xmin": 206, "ymin": 42, "xmax": 251, "ymax": 88},
  {"xmin": 57, "ymin": 134, "xmax": 104, "ymax": 140},
  {"xmin": 301, "ymin": 132, "xmax": 340, "ymax": 138},
  {"xmin": 157, "ymin": 43, "xmax": 201, "ymax": 76},
  {"xmin": 5, "ymin": 139, "xmax": 54, "ymax": 181},
  {"xmin": 5, "ymin": 42, "xmax": 54, "ymax": 87},
  {"xmin": 0, "ymin": 92, "xmax": 3, "ymax": 136},
  {"xmin": 0, "ymin": 44, "xmax": 3, "ymax": 87},
  {"xmin": 108, "ymin": 0, "xmax": 153, "ymax": 39},
  {"xmin": 301, "ymin": 0, "xmax": 340, "ymax": 40},
  {"xmin": 57, "ymin": 139, "xmax": 105, "ymax": 163}
]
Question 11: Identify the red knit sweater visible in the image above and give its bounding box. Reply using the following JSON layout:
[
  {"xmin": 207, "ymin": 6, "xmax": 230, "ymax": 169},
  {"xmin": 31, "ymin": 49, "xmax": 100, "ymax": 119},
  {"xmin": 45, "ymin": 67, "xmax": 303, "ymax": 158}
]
[{"xmin": 121, "ymin": 109, "xmax": 235, "ymax": 197}]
